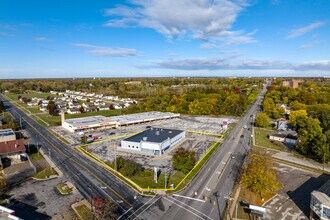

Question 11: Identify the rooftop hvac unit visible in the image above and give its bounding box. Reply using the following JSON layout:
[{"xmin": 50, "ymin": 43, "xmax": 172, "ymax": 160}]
[
  {"xmin": 155, "ymin": 131, "xmax": 160, "ymax": 135},
  {"xmin": 169, "ymin": 131, "xmax": 172, "ymax": 133},
  {"xmin": 143, "ymin": 137, "xmax": 148, "ymax": 141}
]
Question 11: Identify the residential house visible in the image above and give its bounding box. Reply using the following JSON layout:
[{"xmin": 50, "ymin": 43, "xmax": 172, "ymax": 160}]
[
  {"xmin": 98, "ymin": 105, "xmax": 109, "ymax": 111},
  {"xmin": 276, "ymin": 118, "xmax": 288, "ymax": 131},
  {"xmin": 269, "ymin": 133, "xmax": 298, "ymax": 145},
  {"xmin": 67, "ymin": 108, "xmax": 81, "ymax": 114}
]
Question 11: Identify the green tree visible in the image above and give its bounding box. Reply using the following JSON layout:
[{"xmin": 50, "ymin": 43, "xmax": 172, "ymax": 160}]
[
  {"xmin": 241, "ymin": 151, "xmax": 281, "ymax": 199},
  {"xmin": 289, "ymin": 110, "xmax": 308, "ymax": 127},
  {"xmin": 255, "ymin": 113, "xmax": 269, "ymax": 127},
  {"xmin": 172, "ymin": 147, "xmax": 196, "ymax": 174},
  {"xmin": 0, "ymin": 101, "xmax": 5, "ymax": 113}
]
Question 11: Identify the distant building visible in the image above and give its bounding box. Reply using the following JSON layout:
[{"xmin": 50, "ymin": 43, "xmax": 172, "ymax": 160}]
[
  {"xmin": 310, "ymin": 180, "xmax": 330, "ymax": 220},
  {"xmin": 121, "ymin": 127, "xmax": 185, "ymax": 155},
  {"xmin": 282, "ymin": 79, "xmax": 304, "ymax": 88}
]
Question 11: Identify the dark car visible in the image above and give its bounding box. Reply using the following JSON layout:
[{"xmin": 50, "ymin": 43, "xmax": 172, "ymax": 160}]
[
  {"xmin": 240, "ymin": 200, "xmax": 249, "ymax": 207},
  {"xmin": 240, "ymin": 134, "xmax": 244, "ymax": 138},
  {"xmin": 109, "ymin": 132, "xmax": 116, "ymax": 135}
]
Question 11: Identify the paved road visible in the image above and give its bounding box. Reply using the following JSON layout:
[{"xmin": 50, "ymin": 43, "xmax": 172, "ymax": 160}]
[
  {"xmin": 0, "ymin": 94, "xmax": 143, "ymax": 218},
  {"xmin": 154, "ymin": 83, "xmax": 269, "ymax": 220}
]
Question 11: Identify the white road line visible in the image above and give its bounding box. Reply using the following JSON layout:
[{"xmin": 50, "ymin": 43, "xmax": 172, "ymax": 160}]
[
  {"xmin": 133, "ymin": 196, "xmax": 161, "ymax": 220},
  {"xmin": 199, "ymin": 152, "xmax": 231, "ymax": 199},
  {"xmin": 169, "ymin": 196, "xmax": 212, "ymax": 220},
  {"xmin": 173, "ymin": 194, "xmax": 205, "ymax": 203},
  {"xmin": 117, "ymin": 207, "xmax": 133, "ymax": 220},
  {"xmin": 163, "ymin": 197, "xmax": 210, "ymax": 220}
]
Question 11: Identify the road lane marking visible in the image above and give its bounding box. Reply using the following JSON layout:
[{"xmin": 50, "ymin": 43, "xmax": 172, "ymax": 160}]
[
  {"xmin": 163, "ymin": 197, "xmax": 211, "ymax": 220},
  {"xmin": 169, "ymin": 196, "xmax": 212, "ymax": 219},
  {"xmin": 8, "ymin": 104, "xmax": 132, "ymax": 208},
  {"xmin": 172, "ymin": 194, "xmax": 205, "ymax": 203},
  {"xmin": 117, "ymin": 207, "xmax": 133, "ymax": 220},
  {"xmin": 128, "ymin": 196, "xmax": 160, "ymax": 220}
]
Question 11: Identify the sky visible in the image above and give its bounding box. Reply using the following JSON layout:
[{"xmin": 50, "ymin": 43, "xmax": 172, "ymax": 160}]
[{"xmin": 0, "ymin": 0, "xmax": 330, "ymax": 79}]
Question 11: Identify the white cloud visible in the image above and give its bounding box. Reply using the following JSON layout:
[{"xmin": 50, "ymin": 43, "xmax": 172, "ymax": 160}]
[
  {"xmin": 295, "ymin": 60, "xmax": 330, "ymax": 71},
  {"xmin": 34, "ymin": 37, "xmax": 49, "ymax": 41},
  {"xmin": 104, "ymin": 0, "xmax": 255, "ymax": 45},
  {"xmin": 287, "ymin": 21, "xmax": 325, "ymax": 39},
  {"xmin": 139, "ymin": 56, "xmax": 330, "ymax": 71},
  {"xmin": 71, "ymin": 43, "xmax": 139, "ymax": 57},
  {"xmin": 299, "ymin": 40, "xmax": 320, "ymax": 49}
]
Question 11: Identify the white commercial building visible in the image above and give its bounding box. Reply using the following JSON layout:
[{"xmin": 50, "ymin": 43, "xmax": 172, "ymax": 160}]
[
  {"xmin": 121, "ymin": 127, "xmax": 185, "ymax": 156},
  {"xmin": 61, "ymin": 111, "xmax": 180, "ymax": 133}
]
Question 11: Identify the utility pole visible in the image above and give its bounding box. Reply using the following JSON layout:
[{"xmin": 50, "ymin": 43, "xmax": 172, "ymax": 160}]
[{"xmin": 164, "ymin": 166, "xmax": 167, "ymax": 189}]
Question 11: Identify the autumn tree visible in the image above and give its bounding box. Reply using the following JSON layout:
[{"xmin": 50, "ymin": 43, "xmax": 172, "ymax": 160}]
[
  {"xmin": 172, "ymin": 147, "xmax": 196, "ymax": 174},
  {"xmin": 255, "ymin": 113, "xmax": 269, "ymax": 127},
  {"xmin": 241, "ymin": 151, "xmax": 281, "ymax": 199},
  {"xmin": 47, "ymin": 101, "xmax": 57, "ymax": 116},
  {"xmin": 288, "ymin": 110, "xmax": 308, "ymax": 127}
]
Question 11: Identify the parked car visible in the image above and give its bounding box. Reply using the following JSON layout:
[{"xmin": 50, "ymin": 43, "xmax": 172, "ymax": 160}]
[{"xmin": 109, "ymin": 132, "xmax": 115, "ymax": 135}]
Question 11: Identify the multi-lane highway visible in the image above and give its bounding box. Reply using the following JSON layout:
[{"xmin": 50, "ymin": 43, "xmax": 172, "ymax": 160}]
[
  {"xmin": 0, "ymin": 94, "xmax": 142, "ymax": 218},
  {"xmin": 1, "ymin": 81, "xmax": 268, "ymax": 220},
  {"xmin": 155, "ymin": 83, "xmax": 268, "ymax": 220}
]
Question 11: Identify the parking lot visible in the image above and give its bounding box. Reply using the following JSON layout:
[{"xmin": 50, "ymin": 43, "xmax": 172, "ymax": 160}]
[
  {"xmin": 263, "ymin": 164, "xmax": 330, "ymax": 220},
  {"xmin": 55, "ymin": 116, "xmax": 237, "ymax": 169}
]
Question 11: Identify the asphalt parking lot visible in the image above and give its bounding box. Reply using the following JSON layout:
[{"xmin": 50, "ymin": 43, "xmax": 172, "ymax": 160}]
[
  {"xmin": 263, "ymin": 164, "xmax": 330, "ymax": 220},
  {"xmin": 3, "ymin": 176, "xmax": 83, "ymax": 220},
  {"xmin": 78, "ymin": 116, "xmax": 235, "ymax": 170}
]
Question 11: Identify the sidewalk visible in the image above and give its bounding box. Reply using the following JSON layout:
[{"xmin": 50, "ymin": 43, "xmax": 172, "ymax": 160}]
[{"xmin": 273, "ymin": 152, "xmax": 330, "ymax": 173}]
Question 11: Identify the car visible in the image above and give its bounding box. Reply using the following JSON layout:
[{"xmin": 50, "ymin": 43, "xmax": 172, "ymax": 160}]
[
  {"xmin": 109, "ymin": 132, "xmax": 115, "ymax": 135},
  {"xmin": 146, "ymin": 126, "xmax": 151, "ymax": 129},
  {"xmin": 240, "ymin": 200, "xmax": 249, "ymax": 207},
  {"xmin": 231, "ymin": 154, "xmax": 236, "ymax": 159},
  {"xmin": 78, "ymin": 131, "xmax": 84, "ymax": 136},
  {"xmin": 240, "ymin": 134, "xmax": 244, "ymax": 138}
]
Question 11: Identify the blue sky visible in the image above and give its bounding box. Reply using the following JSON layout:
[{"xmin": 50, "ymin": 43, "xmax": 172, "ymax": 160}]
[{"xmin": 0, "ymin": 0, "xmax": 329, "ymax": 78}]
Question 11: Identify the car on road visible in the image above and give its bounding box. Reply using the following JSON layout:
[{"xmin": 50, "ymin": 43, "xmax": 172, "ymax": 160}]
[
  {"xmin": 109, "ymin": 132, "xmax": 115, "ymax": 135},
  {"xmin": 231, "ymin": 154, "xmax": 236, "ymax": 159}
]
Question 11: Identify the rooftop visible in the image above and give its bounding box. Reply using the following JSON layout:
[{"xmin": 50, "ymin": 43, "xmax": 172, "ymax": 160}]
[
  {"xmin": 124, "ymin": 127, "xmax": 184, "ymax": 143},
  {"xmin": 0, "ymin": 129, "xmax": 15, "ymax": 138},
  {"xmin": 63, "ymin": 111, "xmax": 180, "ymax": 128},
  {"xmin": 312, "ymin": 180, "xmax": 330, "ymax": 207},
  {"xmin": 0, "ymin": 139, "xmax": 25, "ymax": 155}
]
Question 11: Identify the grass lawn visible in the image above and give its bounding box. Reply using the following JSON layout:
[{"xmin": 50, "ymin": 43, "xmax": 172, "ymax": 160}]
[
  {"xmin": 34, "ymin": 167, "xmax": 58, "ymax": 179},
  {"xmin": 130, "ymin": 171, "xmax": 185, "ymax": 189},
  {"xmin": 56, "ymin": 183, "xmax": 72, "ymax": 195},
  {"xmin": 6, "ymin": 91, "xmax": 54, "ymax": 100},
  {"xmin": 254, "ymin": 127, "xmax": 285, "ymax": 151},
  {"xmin": 74, "ymin": 205, "xmax": 96, "ymax": 220}
]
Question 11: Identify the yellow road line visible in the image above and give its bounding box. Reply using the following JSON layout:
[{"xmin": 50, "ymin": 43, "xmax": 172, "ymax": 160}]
[
  {"xmin": 186, "ymin": 130, "xmax": 223, "ymax": 137},
  {"xmin": 10, "ymin": 107, "xmax": 131, "ymax": 206}
]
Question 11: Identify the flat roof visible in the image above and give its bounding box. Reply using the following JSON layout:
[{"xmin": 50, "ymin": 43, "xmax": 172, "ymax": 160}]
[
  {"xmin": 63, "ymin": 115, "xmax": 114, "ymax": 127},
  {"xmin": 0, "ymin": 129, "xmax": 15, "ymax": 137},
  {"xmin": 124, "ymin": 127, "xmax": 184, "ymax": 143},
  {"xmin": 63, "ymin": 111, "xmax": 180, "ymax": 129}
]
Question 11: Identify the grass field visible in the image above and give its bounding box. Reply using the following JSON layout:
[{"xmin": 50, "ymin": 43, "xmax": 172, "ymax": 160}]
[
  {"xmin": 5, "ymin": 91, "xmax": 54, "ymax": 100},
  {"xmin": 74, "ymin": 205, "xmax": 96, "ymax": 220},
  {"xmin": 130, "ymin": 171, "xmax": 185, "ymax": 189},
  {"xmin": 34, "ymin": 167, "xmax": 58, "ymax": 179},
  {"xmin": 56, "ymin": 183, "xmax": 72, "ymax": 195},
  {"xmin": 254, "ymin": 127, "xmax": 285, "ymax": 151}
]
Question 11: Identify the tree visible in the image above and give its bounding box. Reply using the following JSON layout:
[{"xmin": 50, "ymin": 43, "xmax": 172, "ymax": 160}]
[
  {"xmin": 47, "ymin": 101, "xmax": 57, "ymax": 116},
  {"xmin": 172, "ymin": 147, "xmax": 196, "ymax": 174},
  {"xmin": 0, "ymin": 101, "xmax": 5, "ymax": 113},
  {"xmin": 255, "ymin": 113, "xmax": 269, "ymax": 127},
  {"xmin": 288, "ymin": 110, "xmax": 307, "ymax": 127},
  {"xmin": 241, "ymin": 151, "xmax": 281, "ymax": 199}
]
